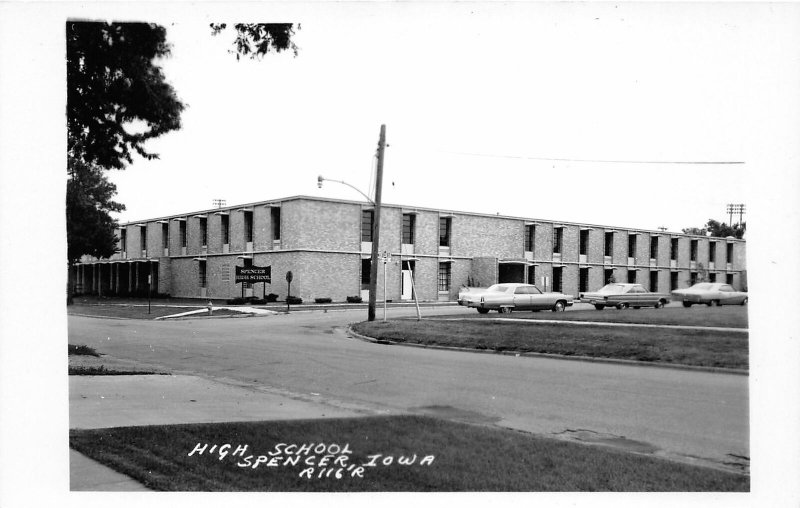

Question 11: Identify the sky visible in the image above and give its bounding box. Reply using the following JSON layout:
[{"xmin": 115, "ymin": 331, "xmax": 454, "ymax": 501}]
[{"xmin": 101, "ymin": 3, "xmax": 760, "ymax": 232}]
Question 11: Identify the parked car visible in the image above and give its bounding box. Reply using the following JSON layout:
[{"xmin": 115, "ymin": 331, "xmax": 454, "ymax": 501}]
[
  {"xmin": 458, "ymin": 283, "xmax": 573, "ymax": 313},
  {"xmin": 579, "ymin": 283, "xmax": 670, "ymax": 310},
  {"xmin": 671, "ymin": 283, "xmax": 748, "ymax": 307}
]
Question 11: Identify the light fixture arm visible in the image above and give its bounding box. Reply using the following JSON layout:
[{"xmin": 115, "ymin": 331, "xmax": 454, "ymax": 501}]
[{"xmin": 318, "ymin": 176, "xmax": 374, "ymax": 205}]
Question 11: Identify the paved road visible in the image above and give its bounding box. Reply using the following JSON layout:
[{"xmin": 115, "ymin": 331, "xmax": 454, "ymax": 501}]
[{"xmin": 68, "ymin": 306, "xmax": 748, "ymax": 471}]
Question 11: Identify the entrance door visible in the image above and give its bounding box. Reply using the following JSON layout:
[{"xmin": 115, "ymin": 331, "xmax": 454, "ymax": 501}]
[{"xmin": 401, "ymin": 260, "xmax": 415, "ymax": 300}]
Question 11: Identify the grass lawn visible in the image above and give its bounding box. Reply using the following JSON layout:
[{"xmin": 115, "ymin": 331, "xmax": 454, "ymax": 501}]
[
  {"xmin": 69, "ymin": 415, "xmax": 747, "ymax": 492},
  {"xmin": 69, "ymin": 344, "xmax": 168, "ymax": 375},
  {"xmin": 68, "ymin": 305, "xmax": 253, "ymax": 320},
  {"xmin": 352, "ymin": 320, "xmax": 748, "ymax": 370},
  {"xmin": 456, "ymin": 305, "xmax": 748, "ymax": 328}
]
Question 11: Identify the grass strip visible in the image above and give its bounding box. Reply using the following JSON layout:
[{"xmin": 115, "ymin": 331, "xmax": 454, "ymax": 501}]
[
  {"xmin": 352, "ymin": 320, "xmax": 748, "ymax": 370},
  {"xmin": 69, "ymin": 415, "xmax": 747, "ymax": 492},
  {"xmin": 68, "ymin": 365, "xmax": 162, "ymax": 376}
]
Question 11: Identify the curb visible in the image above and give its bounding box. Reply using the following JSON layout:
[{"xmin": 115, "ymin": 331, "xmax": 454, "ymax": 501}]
[{"xmin": 345, "ymin": 326, "xmax": 748, "ymax": 376}]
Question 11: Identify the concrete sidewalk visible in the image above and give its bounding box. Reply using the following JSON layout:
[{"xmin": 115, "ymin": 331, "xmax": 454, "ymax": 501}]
[{"xmin": 70, "ymin": 374, "xmax": 367, "ymax": 490}]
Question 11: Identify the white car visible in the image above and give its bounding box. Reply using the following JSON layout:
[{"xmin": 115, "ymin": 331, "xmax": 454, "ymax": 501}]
[
  {"xmin": 671, "ymin": 283, "xmax": 748, "ymax": 307},
  {"xmin": 459, "ymin": 283, "xmax": 574, "ymax": 314}
]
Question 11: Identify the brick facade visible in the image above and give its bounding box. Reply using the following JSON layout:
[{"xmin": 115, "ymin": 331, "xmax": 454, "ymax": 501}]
[{"xmin": 75, "ymin": 195, "xmax": 749, "ymax": 301}]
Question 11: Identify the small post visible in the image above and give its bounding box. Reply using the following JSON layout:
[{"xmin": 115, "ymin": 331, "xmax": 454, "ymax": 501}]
[
  {"xmin": 410, "ymin": 267, "xmax": 421, "ymax": 321},
  {"xmin": 286, "ymin": 270, "xmax": 293, "ymax": 313},
  {"xmin": 148, "ymin": 261, "xmax": 152, "ymax": 314},
  {"xmin": 207, "ymin": 301, "xmax": 213, "ymax": 316}
]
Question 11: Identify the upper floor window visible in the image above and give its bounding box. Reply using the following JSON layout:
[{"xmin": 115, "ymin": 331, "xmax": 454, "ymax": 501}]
[
  {"xmin": 402, "ymin": 213, "xmax": 416, "ymax": 244},
  {"xmin": 162, "ymin": 223, "xmax": 169, "ymax": 249},
  {"xmin": 709, "ymin": 242, "xmax": 716, "ymax": 263},
  {"xmin": 221, "ymin": 215, "xmax": 230, "ymax": 245},
  {"xmin": 650, "ymin": 236, "xmax": 659, "ymax": 259},
  {"xmin": 604, "ymin": 232, "xmax": 614, "ymax": 257},
  {"xmin": 361, "ymin": 210, "xmax": 374, "ymax": 242},
  {"xmin": 726, "ymin": 243, "xmax": 733, "ymax": 263},
  {"xmin": 690, "ymin": 239, "xmax": 698, "ymax": 261},
  {"xmin": 525, "ymin": 224, "xmax": 535, "ymax": 252},
  {"xmin": 180, "ymin": 221, "xmax": 187, "ymax": 247},
  {"xmin": 670, "ymin": 238, "xmax": 679, "ymax": 260},
  {"xmin": 271, "ymin": 207, "xmax": 281, "ymax": 241},
  {"xmin": 200, "ymin": 217, "xmax": 207, "ymax": 247},
  {"xmin": 140, "ymin": 226, "xmax": 147, "ymax": 252},
  {"xmin": 120, "ymin": 228, "xmax": 127, "ymax": 252},
  {"xmin": 439, "ymin": 217, "xmax": 451, "ymax": 247},
  {"xmin": 579, "ymin": 229, "xmax": 589, "ymax": 256},
  {"xmin": 243, "ymin": 211, "xmax": 254, "ymax": 243},
  {"xmin": 628, "ymin": 233, "xmax": 637, "ymax": 258},
  {"xmin": 552, "ymin": 227, "xmax": 563, "ymax": 254}
]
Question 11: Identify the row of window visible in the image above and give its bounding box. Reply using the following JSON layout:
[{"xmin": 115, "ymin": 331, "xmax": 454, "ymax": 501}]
[{"xmin": 119, "ymin": 209, "xmax": 281, "ymax": 254}]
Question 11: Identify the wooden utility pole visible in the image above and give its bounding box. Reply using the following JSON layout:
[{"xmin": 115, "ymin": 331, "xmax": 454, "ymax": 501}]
[{"xmin": 368, "ymin": 125, "xmax": 386, "ymax": 322}]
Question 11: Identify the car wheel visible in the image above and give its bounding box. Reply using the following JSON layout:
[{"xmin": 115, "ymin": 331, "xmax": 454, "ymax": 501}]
[
  {"xmin": 741, "ymin": 297, "xmax": 748, "ymax": 306},
  {"xmin": 682, "ymin": 301, "xmax": 692, "ymax": 308},
  {"xmin": 477, "ymin": 308, "xmax": 489, "ymax": 314},
  {"xmin": 552, "ymin": 301, "xmax": 566, "ymax": 312},
  {"xmin": 594, "ymin": 305, "xmax": 605, "ymax": 310},
  {"xmin": 654, "ymin": 300, "xmax": 664, "ymax": 309},
  {"xmin": 616, "ymin": 303, "xmax": 628, "ymax": 310}
]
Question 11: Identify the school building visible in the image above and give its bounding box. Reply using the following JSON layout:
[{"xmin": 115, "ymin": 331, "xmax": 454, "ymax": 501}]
[{"xmin": 72, "ymin": 195, "xmax": 747, "ymax": 302}]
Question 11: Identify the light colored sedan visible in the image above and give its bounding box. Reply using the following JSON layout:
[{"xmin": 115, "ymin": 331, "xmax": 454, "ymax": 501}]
[
  {"xmin": 671, "ymin": 283, "xmax": 748, "ymax": 307},
  {"xmin": 579, "ymin": 283, "xmax": 670, "ymax": 310},
  {"xmin": 459, "ymin": 283, "xmax": 574, "ymax": 314}
]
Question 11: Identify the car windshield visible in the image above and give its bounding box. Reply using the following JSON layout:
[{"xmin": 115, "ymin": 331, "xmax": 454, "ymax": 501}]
[
  {"xmin": 596, "ymin": 284, "xmax": 627, "ymax": 294},
  {"xmin": 692, "ymin": 283, "xmax": 713, "ymax": 290},
  {"xmin": 486, "ymin": 284, "xmax": 511, "ymax": 292}
]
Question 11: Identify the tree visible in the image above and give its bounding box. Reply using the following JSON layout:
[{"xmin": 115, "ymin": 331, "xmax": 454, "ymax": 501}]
[
  {"xmin": 66, "ymin": 21, "xmax": 185, "ymax": 302},
  {"xmin": 210, "ymin": 23, "xmax": 299, "ymax": 60},
  {"xmin": 682, "ymin": 218, "xmax": 745, "ymax": 239}
]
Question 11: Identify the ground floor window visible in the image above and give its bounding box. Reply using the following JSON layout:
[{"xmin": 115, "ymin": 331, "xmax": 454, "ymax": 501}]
[
  {"xmin": 579, "ymin": 267, "xmax": 589, "ymax": 293},
  {"xmin": 438, "ymin": 263, "xmax": 451, "ymax": 292},
  {"xmin": 627, "ymin": 270, "xmax": 637, "ymax": 284},
  {"xmin": 361, "ymin": 258, "xmax": 371, "ymax": 290},
  {"xmin": 670, "ymin": 271, "xmax": 679, "ymax": 290},
  {"xmin": 552, "ymin": 267, "xmax": 563, "ymax": 292},
  {"xmin": 604, "ymin": 268, "xmax": 615, "ymax": 285},
  {"xmin": 198, "ymin": 260, "xmax": 207, "ymax": 288},
  {"xmin": 649, "ymin": 271, "xmax": 658, "ymax": 292},
  {"xmin": 709, "ymin": 272, "xmax": 717, "ymax": 282},
  {"xmin": 726, "ymin": 273, "xmax": 734, "ymax": 285},
  {"xmin": 690, "ymin": 272, "xmax": 698, "ymax": 286},
  {"xmin": 527, "ymin": 265, "xmax": 536, "ymax": 285}
]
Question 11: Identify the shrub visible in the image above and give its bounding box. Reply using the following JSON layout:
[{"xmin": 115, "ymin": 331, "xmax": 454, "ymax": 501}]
[
  {"xmin": 314, "ymin": 297, "xmax": 332, "ymax": 304},
  {"xmin": 286, "ymin": 296, "xmax": 303, "ymax": 305},
  {"xmin": 249, "ymin": 298, "xmax": 266, "ymax": 305},
  {"xmin": 265, "ymin": 293, "xmax": 279, "ymax": 303},
  {"xmin": 346, "ymin": 295, "xmax": 363, "ymax": 303},
  {"xmin": 225, "ymin": 297, "xmax": 248, "ymax": 305}
]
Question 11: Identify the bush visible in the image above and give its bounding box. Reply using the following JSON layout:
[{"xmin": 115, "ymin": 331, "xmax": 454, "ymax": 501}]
[
  {"xmin": 265, "ymin": 293, "xmax": 279, "ymax": 303},
  {"xmin": 346, "ymin": 295, "xmax": 363, "ymax": 303},
  {"xmin": 314, "ymin": 297, "xmax": 332, "ymax": 304},
  {"xmin": 249, "ymin": 298, "xmax": 266, "ymax": 305},
  {"xmin": 286, "ymin": 296, "xmax": 303, "ymax": 305},
  {"xmin": 225, "ymin": 297, "xmax": 248, "ymax": 305}
]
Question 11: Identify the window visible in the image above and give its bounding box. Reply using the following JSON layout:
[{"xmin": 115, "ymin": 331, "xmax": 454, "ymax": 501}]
[
  {"xmin": 650, "ymin": 271, "xmax": 658, "ymax": 292},
  {"xmin": 439, "ymin": 217, "xmax": 451, "ymax": 247},
  {"xmin": 650, "ymin": 236, "xmax": 659, "ymax": 259},
  {"xmin": 527, "ymin": 265, "xmax": 536, "ymax": 285},
  {"xmin": 690, "ymin": 272, "xmax": 698, "ymax": 285},
  {"xmin": 604, "ymin": 232, "xmax": 614, "ymax": 257},
  {"xmin": 180, "ymin": 221, "xmax": 187, "ymax": 248},
  {"xmin": 726, "ymin": 243, "xmax": 733, "ymax": 264},
  {"xmin": 709, "ymin": 242, "xmax": 716, "ymax": 263},
  {"xmin": 140, "ymin": 226, "xmax": 147, "ymax": 252},
  {"xmin": 579, "ymin": 267, "xmax": 589, "ymax": 292},
  {"xmin": 271, "ymin": 207, "xmax": 281, "ymax": 241},
  {"xmin": 361, "ymin": 258, "xmax": 371, "ymax": 288},
  {"xmin": 552, "ymin": 227, "xmax": 563, "ymax": 254},
  {"xmin": 709, "ymin": 272, "xmax": 717, "ymax": 282},
  {"xmin": 628, "ymin": 233, "xmax": 637, "ymax": 258},
  {"xmin": 579, "ymin": 230, "xmax": 589, "ymax": 256},
  {"xmin": 552, "ymin": 266, "xmax": 563, "ymax": 292},
  {"xmin": 438, "ymin": 263, "xmax": 451, "ymax": 292},
  {"xmin": 244, "ymin": 211, "xmax": 253, "ymax": 243},
  {"xmin": 198, "ymin": 260, "xmax": 207, "ymax": 288},
  {"xmin": 200, "ymin": 217, "xmax": 207, "ymax": 247},
  {"xmin": 162, "ymin": 223, "xmax": 169, "ymax": 250},
  {"xmin": 120, "ymin": 228, "xmax": 127, "ymax": 253},
  {"xmin": 402, "ymin": 214, "xmax": 415, "ymax": 244},
  {"xmin": 604, "ymin": 268, "xmax": 615, "ymax": 284},
  {"xmin": 627, "ymin": 270, "xmax": 637, "ymax": 283},
  {"xmin": 690, "ymin": 239, "xmax": 698, "ymax": 261},
  {"xmin": 670, "ymin": 238, "xmax": 679, "ymax": 260},
  {"xmin": 525, "ymin": 225, "xmax": 535, "ymax": 252},
  {"xmin": 361, "ymin": 210, "xmax": 374, "ymax": 242},
  {"xmin": 670, "ymin": 271, "xmax": 679, "ymax": 290},
  {"xmin": 221, "ymin": 215, "xmax": 230, "ymax": 245},
  {"xmin": 726, "ymin": 273, "xmax": 734, "ymax": 285}
]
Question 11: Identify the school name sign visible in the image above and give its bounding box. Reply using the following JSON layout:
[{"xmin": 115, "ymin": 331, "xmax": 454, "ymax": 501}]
[{"xmin": 235, "ymin": 265, "xmax": 272, "ymax": 283}]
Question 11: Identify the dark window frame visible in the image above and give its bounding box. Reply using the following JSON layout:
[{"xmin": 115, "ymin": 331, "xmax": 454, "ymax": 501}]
[
  {"xmin": 244, "ymin": 211, "xmax": 254, "ymax": 243},
  {"xmin": 553, "ymin": 227, "xmax": 563, "ymax": 254},
  {"xmin": 438, "ymin": 262, "xmax": 451, "ymax": 292},
  {"xmin": 271, "ymin": 207, "xmax": 281, "ymax": 241},
  {"xmin": 200, "ymin": 217, "xmax": 208, "ymax": 247},
  {"xmin": 604, "ymin": 232, "xmax": 614, "ymax": 257},
  {"xmin": 439, "ymin": 217, "xmax": 451, "ymax": 247},
  {"xmin": 650, "ymin": 236, "xmax": 658, "ymax": 259},
  {"xmin": 221, "ymin": 215, "xmax": 230, "ymax": 245},
  {"xmin": 579, "ymin": 230, "xmax": 589, "ymax": 256},
  {"xmin": 628, "ymin": 233, "xmax": 637, "ymax": 258},
  {"xmin": 402, "ymin": 213, "xmax": 415, "ymax": 245},
  {"xmin": 361, "ymin": 210, "xmax": 374, "ymax": 243},
  {"xmin": 525, "ymin": 224, "xmax": 535, "ymax": 252}
]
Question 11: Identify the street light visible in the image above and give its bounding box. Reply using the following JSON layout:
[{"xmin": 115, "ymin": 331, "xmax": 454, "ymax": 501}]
[{"xmin": 317, "ymin": 124, "xmax": 386, "ymax": 322}]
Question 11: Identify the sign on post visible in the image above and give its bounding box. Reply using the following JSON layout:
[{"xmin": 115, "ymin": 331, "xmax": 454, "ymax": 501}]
[{"xmin": 235, "ymin": 265, "xmax": 272, "ymax": 284}]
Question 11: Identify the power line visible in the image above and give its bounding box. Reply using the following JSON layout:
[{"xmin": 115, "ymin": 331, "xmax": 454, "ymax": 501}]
[{"xmin": 440, "ymin": 150, "xmax": 745, "ymax": 165}]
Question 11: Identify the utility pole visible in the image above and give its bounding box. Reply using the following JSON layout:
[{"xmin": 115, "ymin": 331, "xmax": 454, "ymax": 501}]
[{"xmin": 368, "ymin": 125, "xmax": 386, "ymax": 322}]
